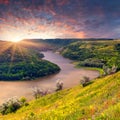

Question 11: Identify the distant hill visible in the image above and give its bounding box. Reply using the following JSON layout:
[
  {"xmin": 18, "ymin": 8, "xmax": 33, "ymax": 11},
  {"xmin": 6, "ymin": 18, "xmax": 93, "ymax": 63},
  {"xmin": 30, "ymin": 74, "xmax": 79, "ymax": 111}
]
[
  {"xmin": 1, "ymin": 70, "xmax": 120, "ymax": 119},
  {"xmin": 22, "ymin": 38, "xmax": 115, "ymax": 46},
  {"xmin": 0, "ymin": 38, "xmax": 116, "ymax": 50}
]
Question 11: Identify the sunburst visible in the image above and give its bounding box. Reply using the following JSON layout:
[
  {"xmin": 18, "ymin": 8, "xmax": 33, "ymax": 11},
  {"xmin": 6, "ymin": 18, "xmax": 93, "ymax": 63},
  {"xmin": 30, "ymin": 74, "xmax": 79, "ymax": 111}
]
[{"xmin": 0, "ymin": 40, "xmax": 44, "ymax": 65}]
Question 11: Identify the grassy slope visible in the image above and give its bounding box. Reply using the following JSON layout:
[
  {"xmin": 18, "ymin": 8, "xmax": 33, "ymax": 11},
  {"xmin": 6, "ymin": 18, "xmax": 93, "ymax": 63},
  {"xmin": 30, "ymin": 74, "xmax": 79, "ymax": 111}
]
[
  {"xmin": 0, "ymin": 72, "xmax": 120, "ymax": 120},
  {"xmin": 73, "ymin": 61, "xmax": 104, "ymax": 76}
]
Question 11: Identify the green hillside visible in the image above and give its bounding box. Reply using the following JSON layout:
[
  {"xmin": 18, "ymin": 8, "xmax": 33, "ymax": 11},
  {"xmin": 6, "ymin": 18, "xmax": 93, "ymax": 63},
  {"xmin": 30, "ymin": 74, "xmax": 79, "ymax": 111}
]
[
  {"xmin": 61, "ymin": 40, "xmax": 120, "ymax": 70},
  {"xmin": 0, "ymin": 42, "xmax": 60, "ymax": 81},
  {"xmin": 1, "ymin": 71, "xmax": 120, "ymax": 120}
]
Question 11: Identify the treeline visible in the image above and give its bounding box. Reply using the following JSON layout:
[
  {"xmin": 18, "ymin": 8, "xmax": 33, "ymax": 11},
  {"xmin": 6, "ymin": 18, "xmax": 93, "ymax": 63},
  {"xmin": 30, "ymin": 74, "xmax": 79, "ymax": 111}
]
[
  {"xmin": 39, "ymin": 39, "xmax": 79, "ymax": 46},
  {"xmin": 61, "ymin": 41, "xmax": 120, "ymax": 70}
]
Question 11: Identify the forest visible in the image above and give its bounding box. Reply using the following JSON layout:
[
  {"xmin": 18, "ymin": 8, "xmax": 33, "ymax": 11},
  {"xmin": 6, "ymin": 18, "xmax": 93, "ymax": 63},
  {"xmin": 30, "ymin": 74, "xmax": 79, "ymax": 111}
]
[{"xmin": 0, "ymin": 45, "xmax": 60, "ymax": 81}]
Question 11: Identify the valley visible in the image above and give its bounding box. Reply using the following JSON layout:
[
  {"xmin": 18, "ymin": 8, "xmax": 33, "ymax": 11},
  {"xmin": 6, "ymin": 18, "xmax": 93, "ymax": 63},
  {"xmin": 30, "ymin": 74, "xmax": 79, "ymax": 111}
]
[{"xmin": 0, "ymin": 50, "xmax": 99, "ymax": 104}]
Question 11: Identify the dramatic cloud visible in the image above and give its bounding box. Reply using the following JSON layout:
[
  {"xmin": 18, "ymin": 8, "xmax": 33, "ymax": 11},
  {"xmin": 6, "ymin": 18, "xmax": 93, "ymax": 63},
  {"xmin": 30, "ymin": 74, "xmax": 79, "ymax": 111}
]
[
  {"xmin": 0, "ymin": 0, "xmax": 120, "ymax": 40},
  {"xmin": 0, "ymin": 0, "xmax": 9, "ymax": 5}
]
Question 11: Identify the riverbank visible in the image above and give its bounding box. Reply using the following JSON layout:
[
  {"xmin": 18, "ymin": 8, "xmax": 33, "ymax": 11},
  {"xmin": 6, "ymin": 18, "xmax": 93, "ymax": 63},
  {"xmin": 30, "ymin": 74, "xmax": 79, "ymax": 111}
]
[
  {"xmin": 0, "ymin": 51, "xmax": 99, "ymax": 104},
  {"xmin": 73, "ymin": 61, "xmax": 104, "ymax": 76}
]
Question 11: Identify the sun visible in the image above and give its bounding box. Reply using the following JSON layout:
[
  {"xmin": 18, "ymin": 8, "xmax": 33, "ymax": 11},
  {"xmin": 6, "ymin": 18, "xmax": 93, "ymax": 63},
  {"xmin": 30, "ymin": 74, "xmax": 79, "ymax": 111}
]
[
  {"xmin": 9, "ymin": 37, "xmax": 23, "ymax": 43},
  {"xmin": 11, "ymin": 39, "xmax": 22, "ymax": 43}
]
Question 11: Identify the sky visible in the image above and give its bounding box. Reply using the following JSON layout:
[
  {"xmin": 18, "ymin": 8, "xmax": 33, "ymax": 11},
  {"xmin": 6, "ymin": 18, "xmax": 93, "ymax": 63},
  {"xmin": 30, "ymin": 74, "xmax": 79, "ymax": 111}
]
[{"xmin": 0, "ymin": 0, "xmax": 120, "ymax": 40}]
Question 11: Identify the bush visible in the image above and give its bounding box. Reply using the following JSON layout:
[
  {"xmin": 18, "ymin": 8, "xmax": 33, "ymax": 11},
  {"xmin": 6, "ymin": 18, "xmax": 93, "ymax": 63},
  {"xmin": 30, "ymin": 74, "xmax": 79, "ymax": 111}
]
[
  {"xmin": 0, "ymin": 97, "xmax": 28, "ymax": 115},
  {"xmin": 55, "ymin": 80, "xmax": 63, "ymax": 91},
  {"xmin": 0, "ymin": 97, "xmax": 22, "ymax": 115},
  {"xmin": 19, "ymin": 97, "xmax": 29, "ymax": 106},
  {"xmin": 32, "ymin": 87, "xmax": 50, "ymax": 99},
  {"xmin": 103, "ymin": 65, "xmax": 117, "ymax": 75},
  {"xmin": 80, "ymin": 76, "xmax": 90, "ymax": 87},
  {"xmin": 111, "ymin": 65, "xmax": 117, "ymax": 74}
]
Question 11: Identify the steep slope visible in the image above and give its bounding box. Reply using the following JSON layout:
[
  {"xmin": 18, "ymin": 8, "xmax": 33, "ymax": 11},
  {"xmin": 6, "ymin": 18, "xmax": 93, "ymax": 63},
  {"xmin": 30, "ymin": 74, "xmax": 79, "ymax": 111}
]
[{"xmin": 0, "ymin": 72, "xmax": 120, "ymax": 120}]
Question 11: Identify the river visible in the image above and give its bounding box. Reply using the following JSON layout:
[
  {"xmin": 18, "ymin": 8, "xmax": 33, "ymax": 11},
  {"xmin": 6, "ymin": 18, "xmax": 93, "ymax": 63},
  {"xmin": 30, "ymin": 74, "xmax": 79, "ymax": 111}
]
[{"xmin": 0, "ymin": 51, "xmax": 99, "ymax": 104}]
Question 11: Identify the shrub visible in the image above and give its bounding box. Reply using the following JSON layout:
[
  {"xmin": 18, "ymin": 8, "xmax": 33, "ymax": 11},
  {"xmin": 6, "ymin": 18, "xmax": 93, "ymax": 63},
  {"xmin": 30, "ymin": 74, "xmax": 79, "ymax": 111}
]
[
  {"xmin": 111, "ymin": 65, "xmax": 117, "ymax": 74},
  {"xmin": 55, "ymin": 80, "xmax": 63, "ymax": 91},
  {"xmin": 19, "ymin": 97, "xmax": 29, "ymax": 106},
  {"xmin": 103, "ymin": 65, "xmax": 117, "ymax": 75},
  {"xmin": 32, "ymin": 87, "xmax": 50, "ymax": 99},
  {"xmin": 0, "ymin": 97, "xmax": 22, "ymax": 115},
  {"xmin": 80, "ymin": 76, "xmax": 90, "ymax": 87},
  {"xmin": 20, "ymin": 97, "xmax": 26, "ymax": 103}
]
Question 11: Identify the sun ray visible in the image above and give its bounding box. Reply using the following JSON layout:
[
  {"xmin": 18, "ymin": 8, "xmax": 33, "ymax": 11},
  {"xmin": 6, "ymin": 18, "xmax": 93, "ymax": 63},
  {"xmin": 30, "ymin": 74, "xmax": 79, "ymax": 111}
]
[
  {"xmin": 11, "ymin": 44, "xmax": 17, "ymax": 61},
  {"xmin": 19, "ymin": 40, "xmax": 50, "ymax": 51},
  {"xmin": 17, "ymin": 44, "xmax": 28, "ymax": 62},
  {"xmin": 20, "ymin": 40, "xmax": 41, "ymax": 48},
  {"xmin": 7, "ymin": 43, "xmax": 19, "ymax": 74},
  {"xmin": 0, "ymin": 42, "xmax": 13, "ymax": 55}
]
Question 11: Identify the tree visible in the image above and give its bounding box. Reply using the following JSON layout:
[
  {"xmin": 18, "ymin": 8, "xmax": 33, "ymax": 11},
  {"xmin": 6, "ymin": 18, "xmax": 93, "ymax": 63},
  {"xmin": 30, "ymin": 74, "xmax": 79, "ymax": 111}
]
[
  {"xmin": 80, "ymin": 76, "xmax": 90, "ymax": 87},
  {"xmin": 56, "ymin": 80, "xmax": 63, "ymax": 91},
  {"xmin": 103, "ymin": 65, "xmax": 117, "ymax": 75},
  {"xmin": 0, "ymin": 97, "xmax": 23, "ymax": 115},
  {"xmin": 32, "ymin": 87, "xmax": 50, "ymax": 99}
]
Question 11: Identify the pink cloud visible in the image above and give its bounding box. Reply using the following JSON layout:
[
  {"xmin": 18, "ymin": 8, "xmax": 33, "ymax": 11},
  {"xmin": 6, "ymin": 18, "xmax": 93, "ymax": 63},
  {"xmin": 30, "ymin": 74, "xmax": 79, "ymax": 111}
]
[
  {"xmin": 56, "ymin": 0, "xmax": 69, "ymax": 6},
  {"xmin": 0, "ymin": 0, "xmax": 9, "ymax": 5}
]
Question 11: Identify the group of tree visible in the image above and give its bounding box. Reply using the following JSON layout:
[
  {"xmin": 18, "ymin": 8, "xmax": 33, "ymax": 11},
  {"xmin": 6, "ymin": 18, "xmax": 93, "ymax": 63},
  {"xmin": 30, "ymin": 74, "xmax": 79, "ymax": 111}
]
[
  {"xmin": 0, "ymin": 46, "xmax": 60, "ymax": 81},
  {"xmin": 61, "ymin": 41, "xmax": 120, "ymax": 71}
]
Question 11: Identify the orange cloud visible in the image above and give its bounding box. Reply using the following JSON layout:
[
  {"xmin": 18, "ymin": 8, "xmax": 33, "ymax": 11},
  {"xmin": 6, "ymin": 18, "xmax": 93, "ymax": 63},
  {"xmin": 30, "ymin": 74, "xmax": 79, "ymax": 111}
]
[{"xmin": 0, "ymin": 10, "xmax": 85, "ymax": 40}]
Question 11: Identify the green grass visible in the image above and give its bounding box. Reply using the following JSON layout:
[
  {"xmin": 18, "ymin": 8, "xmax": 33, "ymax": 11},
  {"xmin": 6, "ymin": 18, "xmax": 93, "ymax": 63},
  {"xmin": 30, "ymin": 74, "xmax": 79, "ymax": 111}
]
[
  {"xmin": 82, "ymin": 67, "xmax": 104, "ymax": 76},
  {"xmin": 73, "ymin": 61, "xmax": 104, "ymax": 76},
  {"xmin": 0, "ymin": 72, "xmax": 120, "ymax": 120}
]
